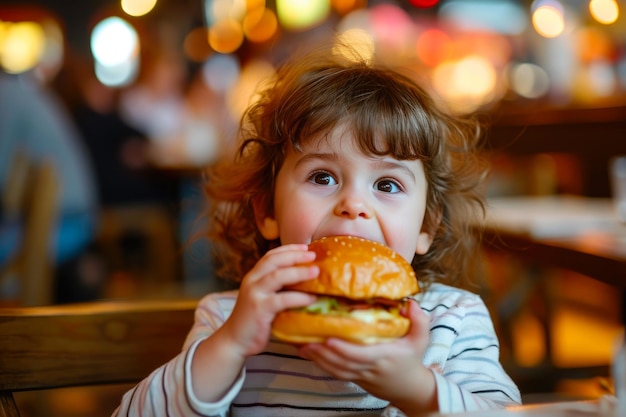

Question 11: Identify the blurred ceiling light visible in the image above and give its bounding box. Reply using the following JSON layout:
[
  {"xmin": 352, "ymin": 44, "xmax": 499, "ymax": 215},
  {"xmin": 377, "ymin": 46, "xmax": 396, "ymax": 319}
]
[
  {"xmin": 208, "ymin": 18, "xmax": 244, "ymax": 53},
  {"xmin": 202, "ymin": 53, "xmax": 240, "ymax": 93},
  {"xmin": 94, "ymin": 55, "xmax": 138, "ymax": 87},
  {"xmin": 439, "ymin": 0, "xmax": 527, "ymax": 35},
  {"xmin": 121, "ymin": 0, "xmax": 158, "ymax": 17},
  {"xmin": 276, "ymin": 0, "xmax": 330, "ymax": 31},
  {"xmin": 531, "ymin": 0, "xmax": 565, "ymax": 38},
  {"xmin": 432, "ymin": 55, "xmax": 497, "ymax": 113},
  {"xmin": 589, "ymin": 0, "xmax": 619, "ymax": 25},
  {"xmin": 415, "ymin": 28, "xmax": 453, "ymax": 67},
  {"xmin": 509, "ymin": 62, "xmax": 550, "ymax": 99},
  {"xmin": 0, "ymin": 21, "xmax": 45, "ymax": 74},
  {"xmin": 333, "ymin": 29, "xmax": 375, "ymax": 63},
  {"xmin": 91, "ymin": 16, "xmax": 138, "ymax": 67},
  {"xmin": 243, "ymin": 7, "xmax": 278, "ymax": 43}
]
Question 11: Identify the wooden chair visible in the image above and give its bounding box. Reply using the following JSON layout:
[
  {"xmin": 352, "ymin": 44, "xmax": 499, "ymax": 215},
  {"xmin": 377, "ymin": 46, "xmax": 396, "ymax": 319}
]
[
  {"xmin": 1, "ymin": 152, "xmax": 60, "ymax": 306},
  {"xmin": 0, "ymin": 298, "xmax": 197, "ymax": 417}
]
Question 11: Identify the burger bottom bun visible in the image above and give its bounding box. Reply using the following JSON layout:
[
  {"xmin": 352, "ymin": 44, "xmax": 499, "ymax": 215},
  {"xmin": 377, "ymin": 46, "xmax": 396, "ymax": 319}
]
[{"xmin": 271, "ymin": 310, "xmax": 410, "ymax": 345}]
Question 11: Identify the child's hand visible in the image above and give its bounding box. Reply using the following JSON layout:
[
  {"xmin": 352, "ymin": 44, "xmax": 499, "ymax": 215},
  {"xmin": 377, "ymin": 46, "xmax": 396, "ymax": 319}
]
[
  {"xmin": 298, "ymin": 299, "xmax": 437, "ymax": 414},
  {"xmin": 220, "ymin": 244, "xmax": 319, "ymax": 358}
]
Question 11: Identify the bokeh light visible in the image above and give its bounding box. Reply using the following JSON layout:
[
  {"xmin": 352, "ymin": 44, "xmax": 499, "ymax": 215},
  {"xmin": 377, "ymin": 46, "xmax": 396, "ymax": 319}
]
[
  {"xmin": 576, "ymin": 27, "xmax": 614, "ymax": 64},
  {"xmin": 336, "ymin": 8, "xmax": 371, "ymax": 34},
  {"xmin": 589, "ymin": 0, "xmax": 619, "ymax": 25},
  {"xmin": 202, "ymin": 53, "xmax": 240, "ymax": 93},
  {"xmin": 0, "ymin": 21, "xmax": 45, "ymax": 74},
  {"xmin": 90, "ymin": 16, "xmax": 138, "ymax": 67},
  {"xmin": 208, "ymin": 18, "xmax": 244, "ymax": 53},
  {"xmin": 95, "ymin": 56, "xmax": 139, "ymax": 87},
  {"xmin": 121, "ymin": 0, "xmax": 158, "ymax": 17},
  {"xmin": 509, "ymin": 62, "xmax": 550, "ymax": 99},
  {"xmin": 243, "ymin": 7, "xmax": 278, "ymax": 43},
  {"xmin": 438, "ymin": 0, "xmax": 528, "ymax": 36},
  {"xmin": 432, "ymin": 55, "xmax": 497, "ymax": 113},
  {"xmin": 369, "ymin": 3, "xmax": 414, "ymax": 52},
  {"xmin": 331, "ymin": 0, "xmax": 364, "ymax": 15},
  {"xmin": 531, "ymin": 0, "xmax": 565, "ymax": 38},
  {"xmin": 415, "ymin": 28, "xmax": 453, "ymax": 67},
  {"xmin": 409, "ymin": 0, "xmax": 439, "ymax": 8},
  {"xmin": 275, "ymin": 0, "xmax": 330, "ymax": 31}
]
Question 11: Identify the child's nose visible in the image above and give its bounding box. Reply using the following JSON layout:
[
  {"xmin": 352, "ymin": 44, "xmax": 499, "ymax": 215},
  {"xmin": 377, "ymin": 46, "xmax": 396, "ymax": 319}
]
[{"xmin": 334, "ymin": 195, "xmax": 373, "ymax": 219}]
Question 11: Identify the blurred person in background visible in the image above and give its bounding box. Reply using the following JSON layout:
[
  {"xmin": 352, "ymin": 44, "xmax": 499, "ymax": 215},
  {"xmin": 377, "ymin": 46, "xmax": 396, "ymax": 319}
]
[
  {"xmin": 0, "ymin": 68, "xmax": 102, "ymax": 304},
  {"xmin": 56, "ymin": 56, "xmax": 181, "ymax": 286},
  {"xmin": 62, "ymin": 57, "xmax": 179, "ymax": 212},
  {"xmin": 0, "ymin": 4, "xmax": 105, "ymax": 304},
  {"xmin": 118, "ymin": 48, "xmax": 188, "ymax": 152}
]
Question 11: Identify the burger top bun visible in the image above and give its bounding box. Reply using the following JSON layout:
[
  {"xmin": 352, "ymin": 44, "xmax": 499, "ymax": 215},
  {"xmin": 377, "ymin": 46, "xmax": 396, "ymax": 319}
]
[{"xmin": 288, "ymin": 235, "xmax": 419, "ymax": 300}]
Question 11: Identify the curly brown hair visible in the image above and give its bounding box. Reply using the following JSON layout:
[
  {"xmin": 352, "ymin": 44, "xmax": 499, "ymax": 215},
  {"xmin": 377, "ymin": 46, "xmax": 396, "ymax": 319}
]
[{"xmin": 204, "ymin": 45, "xmax": 487, "ymax": 290}]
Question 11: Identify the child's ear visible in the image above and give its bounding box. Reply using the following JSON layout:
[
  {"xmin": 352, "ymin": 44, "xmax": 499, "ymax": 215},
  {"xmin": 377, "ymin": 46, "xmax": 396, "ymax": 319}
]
[
  {"xmin": 416, "ymin": 209, "xmax": 441, "ymax": 255},
  {"xmin": 416, "ymin": 230, "xmax": 434, "ymax": 255},
  {"xmin": 253, "ymin": 198, "xmax": 279, "ymax": 240},
  {"xmin": 258, "ymin": 216, "xmax": 279, "ymax": 240}
]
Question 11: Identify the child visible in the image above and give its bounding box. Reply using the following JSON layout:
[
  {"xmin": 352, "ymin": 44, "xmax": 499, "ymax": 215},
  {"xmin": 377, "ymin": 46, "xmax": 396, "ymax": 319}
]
[{"xmin": 113, "ymin": 44, "xmax": 521, "ymax": 416}]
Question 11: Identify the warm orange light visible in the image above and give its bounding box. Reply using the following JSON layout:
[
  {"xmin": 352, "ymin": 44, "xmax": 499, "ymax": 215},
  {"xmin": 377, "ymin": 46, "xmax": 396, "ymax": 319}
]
[
  {"xmin": 243, "ymin": 7, "xmax": 277, "ymax": 43},
  {"xmin": 532, "ymin": 2, "xmax": 565, "ymax": 38},
  {"xmin": 208, "ymin": 18, "xmax": 244, "ymax": 53},
  {"xmin": 331, "ymin": 0, "xmax": 363, "ymax": 15},
  {"xmin": 0, "ymin": 21, "xmax": 46, "ymax": 74},
  {"xmin": 576, "ymin": 27, "xmax": 613, "ymax": 63},
  {"xmin": 589, "ymin": 0, "xmax": 619, "ymax": 25},
  {"xmin": 121, "ymin": 0, "xmax": 158, "ymax": 17},
  {"xmin": 415, "ymin": 29, "xmax": 453, "ymax": 67}
]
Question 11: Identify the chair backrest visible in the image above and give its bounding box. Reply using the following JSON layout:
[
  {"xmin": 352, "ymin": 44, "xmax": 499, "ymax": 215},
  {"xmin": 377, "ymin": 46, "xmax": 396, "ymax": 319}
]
[
  {"xmin": 1, "ymin": 153, "xmax": 60, "ymax": 306},
  {"xmin": 0, "ymin": 298, "xmax": 197, "ymax": 417},
  {"xmin": 2, "ymin": 150, "xmax": 30, "ymax": 222}
]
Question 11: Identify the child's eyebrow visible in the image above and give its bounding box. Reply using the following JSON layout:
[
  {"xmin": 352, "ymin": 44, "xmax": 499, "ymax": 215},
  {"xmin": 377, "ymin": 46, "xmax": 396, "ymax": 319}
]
[
  {"xmin": 373, "ymin": 159, "xmax": 417, "ymax": 182},
  {"xmin": 293, "ymin": 152, "xmax": 339, "ymax": 167}
]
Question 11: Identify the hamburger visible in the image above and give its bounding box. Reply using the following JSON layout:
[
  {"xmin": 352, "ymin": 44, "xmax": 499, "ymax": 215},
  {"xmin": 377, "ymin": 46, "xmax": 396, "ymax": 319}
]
[{"xmin": 271, "ymin": 235, "xmax": 419, "ymax": 344}]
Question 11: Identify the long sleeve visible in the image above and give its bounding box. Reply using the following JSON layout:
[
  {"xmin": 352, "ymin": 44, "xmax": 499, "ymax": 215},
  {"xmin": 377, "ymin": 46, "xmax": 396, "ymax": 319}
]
[{"xmin": 415, "ymin": 283, "xmax": 521, "ymax": 413}]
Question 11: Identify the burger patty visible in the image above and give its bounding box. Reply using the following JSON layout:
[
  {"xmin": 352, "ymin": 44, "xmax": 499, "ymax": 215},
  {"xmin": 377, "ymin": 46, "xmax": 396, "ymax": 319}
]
[{"xmin": 297, "ymin": 296, "xmax": 406, "ymax": 317}]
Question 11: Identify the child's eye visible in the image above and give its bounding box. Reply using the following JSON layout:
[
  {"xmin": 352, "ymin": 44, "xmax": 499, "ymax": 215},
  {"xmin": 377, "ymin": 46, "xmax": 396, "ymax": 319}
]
[
  {"xmin": 376, "ymin": 179, "xmax": 402, "ymax": 193},
  {"xmin": 309, "ymin": 171, "xmax": 336, "ymax": 186}
]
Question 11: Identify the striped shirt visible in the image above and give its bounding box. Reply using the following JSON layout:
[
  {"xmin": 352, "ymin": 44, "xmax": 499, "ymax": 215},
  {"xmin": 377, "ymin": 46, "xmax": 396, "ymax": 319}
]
[{"xmin": 112, "ymin": 283, "xmax": 521, "ymax": 416}]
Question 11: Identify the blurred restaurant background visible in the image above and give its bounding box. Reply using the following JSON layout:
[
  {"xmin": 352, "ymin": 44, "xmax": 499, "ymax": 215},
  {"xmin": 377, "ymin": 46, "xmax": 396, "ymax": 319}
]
[{"xmin": 0, "ymin": 0, "xmax": 625, "ymax": 415}]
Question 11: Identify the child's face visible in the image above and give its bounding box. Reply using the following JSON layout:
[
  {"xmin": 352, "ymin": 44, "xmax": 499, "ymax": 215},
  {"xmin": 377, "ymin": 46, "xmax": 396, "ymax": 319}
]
[{"xmin": 257, "ymin": 128, "xmax": 434, "ymax": 262}]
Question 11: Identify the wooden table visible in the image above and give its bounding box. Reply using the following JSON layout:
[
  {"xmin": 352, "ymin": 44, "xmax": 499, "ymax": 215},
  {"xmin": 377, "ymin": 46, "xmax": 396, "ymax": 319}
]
[
  {"xmin": 425, "ymin": 398, "xmax": 622, "ymax": 416},
  {"xmin": 481, "ymin": 196, "xmax": 626, "ymax": 324}
]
